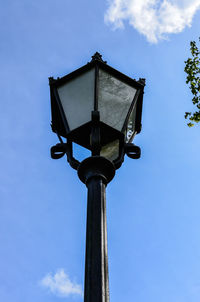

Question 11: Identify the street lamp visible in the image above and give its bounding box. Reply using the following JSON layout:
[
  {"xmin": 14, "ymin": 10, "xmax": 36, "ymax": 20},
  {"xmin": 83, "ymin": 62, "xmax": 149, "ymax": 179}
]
[{"xmin": 49, "ymin": 52, "xmax": 145, "ymax": 302}]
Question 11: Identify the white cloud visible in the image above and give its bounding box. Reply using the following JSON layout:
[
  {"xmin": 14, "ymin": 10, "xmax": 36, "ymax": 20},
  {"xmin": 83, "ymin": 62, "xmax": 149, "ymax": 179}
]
[
  {"xmin": 40, "ymin": 269, "xmax": 83, "ymax": 298},
  {"xmin": 104, "ymin": 0, "xmax": 200, "ymax": 43}
]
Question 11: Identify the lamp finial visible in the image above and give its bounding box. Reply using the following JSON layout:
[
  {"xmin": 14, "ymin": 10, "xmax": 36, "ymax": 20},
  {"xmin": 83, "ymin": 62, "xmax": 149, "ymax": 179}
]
[{"xmin": 91, "ymin": 52, "xmax": 107, "ymax": 63}]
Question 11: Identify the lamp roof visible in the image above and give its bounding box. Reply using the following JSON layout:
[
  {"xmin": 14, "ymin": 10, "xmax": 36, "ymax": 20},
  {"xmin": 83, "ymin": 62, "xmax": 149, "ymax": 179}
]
[{"xmin": 49, "ymin": 52, "xmax": 145, "ymax": 91}]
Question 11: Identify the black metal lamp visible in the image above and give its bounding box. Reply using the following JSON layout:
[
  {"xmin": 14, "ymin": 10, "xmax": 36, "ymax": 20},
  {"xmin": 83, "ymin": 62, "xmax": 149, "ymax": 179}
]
[
  {"xmin": 49, "ymin": 52, "xmax": 145, "ymax": 302},
  {"xmin": 49, "ymin": 52, "xmax": 145, "ymax": 169}
]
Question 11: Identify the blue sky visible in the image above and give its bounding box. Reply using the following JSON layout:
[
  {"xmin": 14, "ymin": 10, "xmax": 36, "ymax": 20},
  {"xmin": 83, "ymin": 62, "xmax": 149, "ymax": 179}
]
[{"xmin": 1, "ymin": 0, "xmax": 200, "ymax": 301}]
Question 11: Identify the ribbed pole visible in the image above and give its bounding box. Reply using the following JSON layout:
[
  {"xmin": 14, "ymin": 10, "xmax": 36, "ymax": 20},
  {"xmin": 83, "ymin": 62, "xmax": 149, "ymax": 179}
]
[
  {"xmin": 84, "ymin": 176, "xmax": 109, "ymax": 302},
  {"xmin": 78, "ymin": 156, "xmax": 115, "ymax": 302}
]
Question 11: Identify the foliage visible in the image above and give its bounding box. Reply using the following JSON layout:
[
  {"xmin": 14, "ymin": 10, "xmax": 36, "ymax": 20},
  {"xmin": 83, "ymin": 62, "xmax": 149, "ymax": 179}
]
[{"xmin": 184, "ymin": 38, "xmax": 200, "ymax": 127}]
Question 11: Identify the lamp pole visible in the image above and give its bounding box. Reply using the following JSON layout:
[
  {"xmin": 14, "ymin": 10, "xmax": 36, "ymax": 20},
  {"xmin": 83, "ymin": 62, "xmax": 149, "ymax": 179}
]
[
  {"xmin": 78, "ymin": 156, "xmax": 115, "ymax": 302},
  {"xmin": 49, "ymin": 52, "xmax": 145, "ymax": 302}
]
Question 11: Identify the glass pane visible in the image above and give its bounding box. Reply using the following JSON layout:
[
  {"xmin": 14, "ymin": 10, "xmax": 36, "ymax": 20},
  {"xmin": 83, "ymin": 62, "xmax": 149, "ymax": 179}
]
[
  {"xmin": 57, "ymin": 68, "xmax": 95, "ymax": 131},
  {"xmin": 98, "ymin": 69, "xmax": 137, "ymax": 131},
  {"xmin": 125, "ymin": 101, "xmax": 137, "ymax": 142},
  {"xmin": 100, "ymin": 140, "xmax": 119, "ymax": 162}
]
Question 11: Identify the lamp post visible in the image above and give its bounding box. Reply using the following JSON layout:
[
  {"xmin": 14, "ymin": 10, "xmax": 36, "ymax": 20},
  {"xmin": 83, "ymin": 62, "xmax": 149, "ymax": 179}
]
[{"xmin": 49, "ymin": 52, "xmax": 145, "ymax": 302}]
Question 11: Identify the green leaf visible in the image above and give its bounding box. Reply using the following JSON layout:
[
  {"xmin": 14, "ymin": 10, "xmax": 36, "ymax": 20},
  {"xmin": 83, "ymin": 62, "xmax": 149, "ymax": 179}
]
[{"xmin": 184, "ymin": 37, "xmax": 200, "ymax": 127}]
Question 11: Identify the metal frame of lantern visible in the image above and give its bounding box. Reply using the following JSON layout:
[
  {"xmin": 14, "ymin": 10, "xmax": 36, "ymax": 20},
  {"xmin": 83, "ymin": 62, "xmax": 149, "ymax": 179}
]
[{"xmin": 49, "ymin": 52, "xmax": 145, "ymax": 170}]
